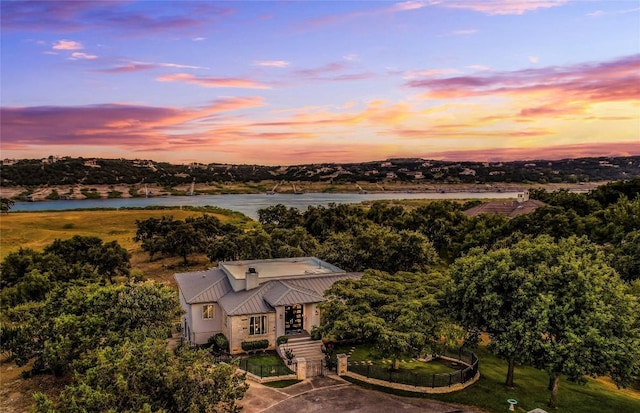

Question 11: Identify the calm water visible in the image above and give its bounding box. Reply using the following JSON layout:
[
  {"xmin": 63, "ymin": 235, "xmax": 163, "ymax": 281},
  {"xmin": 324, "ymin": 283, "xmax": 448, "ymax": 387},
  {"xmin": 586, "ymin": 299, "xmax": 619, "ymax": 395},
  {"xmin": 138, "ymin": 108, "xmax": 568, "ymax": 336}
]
[{"xmin": 11, "ymin": 191, "xmax": 519, "ymax": 220}]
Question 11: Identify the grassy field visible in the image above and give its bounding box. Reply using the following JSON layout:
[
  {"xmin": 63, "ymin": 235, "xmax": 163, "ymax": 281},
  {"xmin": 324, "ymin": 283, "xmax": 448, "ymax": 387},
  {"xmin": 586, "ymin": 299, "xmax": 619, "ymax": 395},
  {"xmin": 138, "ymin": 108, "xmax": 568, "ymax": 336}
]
[
  {"xmin": 0, "ymin": 207, "xmax": 255, "ymax": 286},
  {"xmin": 0, "ymin": 207, "xmax": 252, "ymax": 259},
  {"xmin": 345, "ymin": 345, "xmax": 640, "ymax": 413}
]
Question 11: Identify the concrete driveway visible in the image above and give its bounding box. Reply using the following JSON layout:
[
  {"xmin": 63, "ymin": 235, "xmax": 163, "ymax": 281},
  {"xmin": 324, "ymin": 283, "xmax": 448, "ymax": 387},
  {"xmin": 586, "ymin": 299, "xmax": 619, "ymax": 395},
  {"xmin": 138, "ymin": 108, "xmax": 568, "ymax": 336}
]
[{"xmin": 238, "ymin": 374, "xmax": 483, "ymax": 413}]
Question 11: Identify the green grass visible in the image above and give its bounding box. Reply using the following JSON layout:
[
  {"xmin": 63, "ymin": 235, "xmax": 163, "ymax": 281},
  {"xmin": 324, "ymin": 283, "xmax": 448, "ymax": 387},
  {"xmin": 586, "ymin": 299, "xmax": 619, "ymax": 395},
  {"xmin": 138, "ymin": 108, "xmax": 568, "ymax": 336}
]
[
  {"xmin": 0, "ymin": 207, "xmax": 253, "ymax": 260},
  {"xmin": 239, "ymin": 352, "xmax": 295, "ymax": 378},
  {"xmin": 244, "ymin": 354, "xmax": 283, "ymax": 366},
  {"xmin": 343, "ymin": 345, "xmax": 640, "ymax": 413},
  {"xmin": 262, "ymin": 379, "xmax": 302, "ymax": 388},
  {"xmin": 334, "ymin": 343, "xmax": 458, "ymax": 375}
]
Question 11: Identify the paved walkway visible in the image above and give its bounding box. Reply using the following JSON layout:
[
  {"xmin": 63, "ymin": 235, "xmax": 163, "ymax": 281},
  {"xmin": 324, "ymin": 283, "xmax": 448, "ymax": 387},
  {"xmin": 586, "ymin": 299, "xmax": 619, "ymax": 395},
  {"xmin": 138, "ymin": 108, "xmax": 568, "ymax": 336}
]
[{"xmin": 238, "ymin": 374, "xmax": 483, "ymax": 413}]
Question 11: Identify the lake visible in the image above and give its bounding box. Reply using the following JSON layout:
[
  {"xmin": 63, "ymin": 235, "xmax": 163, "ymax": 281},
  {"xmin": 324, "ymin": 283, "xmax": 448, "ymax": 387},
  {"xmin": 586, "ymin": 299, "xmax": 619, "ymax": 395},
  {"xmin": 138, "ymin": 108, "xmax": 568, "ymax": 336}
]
[{"xmin": 11, "ymin": 191, "xmax": 520, "ymax": 219}]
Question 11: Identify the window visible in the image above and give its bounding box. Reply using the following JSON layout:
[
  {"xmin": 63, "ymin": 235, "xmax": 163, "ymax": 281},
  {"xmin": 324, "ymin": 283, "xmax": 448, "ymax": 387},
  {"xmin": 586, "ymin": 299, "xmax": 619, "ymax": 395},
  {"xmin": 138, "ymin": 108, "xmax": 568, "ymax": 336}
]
[
  {"xmin": 202, "ymin": 304, "xmax": 214, "ymax": 320},
  {"xmin": 249, "ymin": 315, "xmax": 267, "ymax": 335}
]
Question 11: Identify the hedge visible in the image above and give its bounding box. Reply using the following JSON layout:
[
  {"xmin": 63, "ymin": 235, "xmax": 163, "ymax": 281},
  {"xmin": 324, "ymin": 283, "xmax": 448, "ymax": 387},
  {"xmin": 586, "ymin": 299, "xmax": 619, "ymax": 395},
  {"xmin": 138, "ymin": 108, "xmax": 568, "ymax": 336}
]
[{"xmin": 241, "ymin": 339, "xmax": 269, "ymax": 352}]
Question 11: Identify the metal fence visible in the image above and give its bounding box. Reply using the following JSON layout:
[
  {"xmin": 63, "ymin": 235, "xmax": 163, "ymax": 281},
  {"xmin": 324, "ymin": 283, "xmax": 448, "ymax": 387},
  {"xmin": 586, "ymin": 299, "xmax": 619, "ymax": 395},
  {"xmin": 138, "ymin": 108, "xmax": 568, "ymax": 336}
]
[
  {"xmin": 237, "ymin": 358, "xmax": 296, "ymax": 378},
  {"xmin": 348, "ymin": 347, "xmax": 478, "ymax": 388}
]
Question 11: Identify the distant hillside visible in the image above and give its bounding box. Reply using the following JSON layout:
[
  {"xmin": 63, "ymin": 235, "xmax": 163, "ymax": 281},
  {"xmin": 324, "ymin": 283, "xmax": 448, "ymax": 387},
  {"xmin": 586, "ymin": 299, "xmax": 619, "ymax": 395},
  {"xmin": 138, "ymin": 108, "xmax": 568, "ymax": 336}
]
[{"xmin": 1, "ymin": 155, "xmax": 639, "ymax": 188}]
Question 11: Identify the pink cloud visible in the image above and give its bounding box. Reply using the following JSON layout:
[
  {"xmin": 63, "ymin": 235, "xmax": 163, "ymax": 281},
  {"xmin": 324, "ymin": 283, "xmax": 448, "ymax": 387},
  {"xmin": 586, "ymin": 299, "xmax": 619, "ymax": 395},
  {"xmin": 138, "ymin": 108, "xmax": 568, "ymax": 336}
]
[
  {"xmin": 292, "ymin": 62, "xmax": 373, "ymax": 82},
  {"xmin": 97, "ymin": 61, "xmax": 206, "ymax": 73},
  {"xmin": 302, "ymin": 1, "xmax": 426, "ymax": 29},
  {"xmin": 407, "ymin": 54, "xmax": 640, "ymax": 106},
  {"xmin": 254, "ymin": 60, "xmax": 290, "ymax": 68},
  {"xmin": 441, "ymin": 0, "xmax": 567, "ymax": 15},
  {"xmin": 70, "ymin": 52, "xmax": 97, "ymax": 60},
  {"xmin": 156, "ymin": 73, "xmax": 270, "ymax": 89},
  {"xmin": 423, "ymin": 142, "xmax": 640, "ymax": 162},
  {"xmin": 1, "ymin": 1, "xmax": 232, "ymax": 37},
  {"xmin": 0, "ymin": 97, "xmax": 266, "ymax": 150},
  {"xmin": 53, "ymin": 39, "xmax": 83, "ymax": 50}
]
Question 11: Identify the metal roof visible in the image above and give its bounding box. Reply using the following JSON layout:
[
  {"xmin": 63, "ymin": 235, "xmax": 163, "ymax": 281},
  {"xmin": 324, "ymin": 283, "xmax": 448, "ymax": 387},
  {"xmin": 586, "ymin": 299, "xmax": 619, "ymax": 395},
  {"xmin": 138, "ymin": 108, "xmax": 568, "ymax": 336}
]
[
  {"xmin": 174, "ymin": 268, "xmax": 232, "ymax": 304},
  {"xmin": 175, "ymin": 262, "xmax": 362, "ymax": 316},
  {"xmin": 218, "ymin": 283, "xmax": 275, "ymax": 316},
  {"xmin": 263, "ymin": 280, "xmax": 326, "ymax": 307},
  {"xmin": 464, "ymin": 199, "xmax": 545, "ymax": 218}
]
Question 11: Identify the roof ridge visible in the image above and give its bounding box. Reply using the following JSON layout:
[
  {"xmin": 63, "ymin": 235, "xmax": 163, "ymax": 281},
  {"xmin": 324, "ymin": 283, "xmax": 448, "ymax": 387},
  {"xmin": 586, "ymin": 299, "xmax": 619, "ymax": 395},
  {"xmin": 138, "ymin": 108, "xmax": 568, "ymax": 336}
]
[
  {"xmin": 280, "ymin": 279, "xmax": 323, "ymax": 296},
  {"xmin": 225, "ymin": 283, "xmax": 273, "ymax": 314},
  {"xmin": 268, "ymin": 280, "xmax": 291, "ymax": 305}
]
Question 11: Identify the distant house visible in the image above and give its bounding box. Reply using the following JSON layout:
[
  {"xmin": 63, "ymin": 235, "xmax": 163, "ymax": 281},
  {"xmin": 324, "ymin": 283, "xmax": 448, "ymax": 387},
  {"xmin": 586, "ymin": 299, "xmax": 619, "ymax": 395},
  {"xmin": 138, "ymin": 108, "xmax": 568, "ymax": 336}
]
[
  {"xmin": 463, "ymin": 191, "xmax": 545, "ymax": 218},
  {"xmin": 174, "ymin": 257, "xmax": 361, "ymax": 354}
]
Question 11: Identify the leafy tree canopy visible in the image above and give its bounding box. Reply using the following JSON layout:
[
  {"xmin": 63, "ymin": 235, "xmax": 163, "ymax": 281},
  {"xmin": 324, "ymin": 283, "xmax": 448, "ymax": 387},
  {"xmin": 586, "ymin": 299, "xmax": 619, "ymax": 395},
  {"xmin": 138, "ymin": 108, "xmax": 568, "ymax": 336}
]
[
  {"xmin": 33, "ymin": 340, "xmax": 248, "ymax": 413},
  {"xmin": 450, "ymin": 235, "xmax": 640, "ymax": 407},
  {"xmin": 319, "ymin": 269, "xmax": 459, "ymax": 368},
  {"xmin": 2, "ymin": 281, "xmax": 182, "ymax": 376}
]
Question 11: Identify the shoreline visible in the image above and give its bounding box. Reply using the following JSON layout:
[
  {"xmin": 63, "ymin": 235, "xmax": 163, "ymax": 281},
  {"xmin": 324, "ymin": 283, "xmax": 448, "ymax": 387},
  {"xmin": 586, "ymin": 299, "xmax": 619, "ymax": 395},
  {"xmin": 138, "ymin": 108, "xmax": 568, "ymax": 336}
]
[{"xmin": 0, "ymin": 181, "xmax": 605, "ymax": 203}]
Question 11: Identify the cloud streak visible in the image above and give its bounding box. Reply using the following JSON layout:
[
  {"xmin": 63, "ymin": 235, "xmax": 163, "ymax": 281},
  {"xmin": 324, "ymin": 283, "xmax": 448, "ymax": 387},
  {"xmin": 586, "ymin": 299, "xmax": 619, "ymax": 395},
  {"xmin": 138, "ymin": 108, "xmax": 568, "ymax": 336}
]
[
  {"xmin": 254, "ymin": 60, "xmax": 290, "ymax": 68},
  {"xmin": 1, "ymin": 97, "xmax": 266, "ymax": 151},
  {"xmin": 97, "ymin": 61, "xmax": 208, "ymax": 74},
  {"xmin": 407, "ymin": 54, "xmax": 640, "ymax": 107},
  {"xmin": 440, "ymin": 0, "xmax": 567, "ymax": 15},
  {"xmin": 156, "ymin": 73, "xmax": 271, "ymax": 89},
  {"xmin": 1, "ymin": 1, "xmax": 232, "ymax": 36}
]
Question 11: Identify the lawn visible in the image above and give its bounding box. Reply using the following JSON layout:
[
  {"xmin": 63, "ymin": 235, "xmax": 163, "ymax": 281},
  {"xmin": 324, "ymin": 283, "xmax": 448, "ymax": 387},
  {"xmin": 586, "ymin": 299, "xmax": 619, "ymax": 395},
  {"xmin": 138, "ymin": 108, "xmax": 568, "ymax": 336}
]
[
  {"xmin": 238, "ymin": 353, "xmax": 295, "ymax": 378},
  {"xmin": 334, "ymin": 343, "xmax": 460, "ymax": 375},
  {"xmin": 342, "ymin": 344, "xmax": 640, "ymax": 413}
]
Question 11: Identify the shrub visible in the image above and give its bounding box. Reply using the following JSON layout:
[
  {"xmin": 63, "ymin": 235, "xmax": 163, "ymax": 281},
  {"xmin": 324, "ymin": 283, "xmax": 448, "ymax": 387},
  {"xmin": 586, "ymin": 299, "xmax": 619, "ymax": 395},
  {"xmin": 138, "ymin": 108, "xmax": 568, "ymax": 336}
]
[
  {"xmin": 208, "ymin": 333, "xmax": 229, "ymax": 353},
  {"xmin": 46, "ymin": 189, "xmax": 60, "ymax": 200},
  {"xmin": 276, "ymin": 335, "xmax": 289, "ymax": 346},
  {"xmin": 241, "ymin": 339, "xmax": 269, "ymax": 353},
  {"xmin": 310, "ymin": 326, "xmax": 322, "ymax": 341}
]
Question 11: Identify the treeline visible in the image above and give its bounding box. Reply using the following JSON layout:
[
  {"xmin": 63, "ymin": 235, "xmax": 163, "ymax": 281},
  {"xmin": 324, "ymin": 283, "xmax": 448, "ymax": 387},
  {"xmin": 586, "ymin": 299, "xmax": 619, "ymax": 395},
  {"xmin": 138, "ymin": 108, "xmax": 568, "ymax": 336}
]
[
  {"xmin": 131, "ymin": 179, "xmax": 640, "ymax": 283},
  {"xmin": 2, "ymin": 155, "xmax": 639, "ymax": 187}
]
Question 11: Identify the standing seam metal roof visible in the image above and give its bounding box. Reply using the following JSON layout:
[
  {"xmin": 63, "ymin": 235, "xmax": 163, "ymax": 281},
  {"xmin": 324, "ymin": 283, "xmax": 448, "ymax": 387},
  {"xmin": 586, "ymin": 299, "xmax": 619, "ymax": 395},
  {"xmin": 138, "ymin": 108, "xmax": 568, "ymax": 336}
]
[
  {"xmin": 218, "ymin": 283, "xmax": 275, "ymax": 316},
  {"xmin": 177, "ymin": 268, "xmax": 363, "ymax": 316},
  {"xmin": 263, "ymin": 280, "xmax": 326, "ymax": 307},
  {"xmin": 174, "ymin": 268, "xmax": 232, "ymax": 304}
]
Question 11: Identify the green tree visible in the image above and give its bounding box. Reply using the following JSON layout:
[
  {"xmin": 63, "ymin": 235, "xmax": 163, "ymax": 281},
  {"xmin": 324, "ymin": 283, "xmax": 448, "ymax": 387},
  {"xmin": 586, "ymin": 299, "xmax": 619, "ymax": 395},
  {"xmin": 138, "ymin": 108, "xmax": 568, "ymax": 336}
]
[
  {"xmin": 449, "ymin": 238, "xmax": 548, "ymax": 387},
  {"xmin": 318, "ymin": 225, "xmax": 437, "ymax": 273},
  {"xmin": 1, "ymin": 197, "xmax": 15, "ymax": 214},
  {"xmin": 258, "ymin": 204, "xmax": 303, "ymax": 228},
  {"xmin": 165, "ymin": 222, "xmax": 205, "ymax": 265},
  {"xmin": 530, "ymin": 236, "xmax": 640, "ymax": 408},
  {"xmin": 451, "ymin": 235, "xmax": 640, "ymax": 407},
  {"xmin": 319, "ymin": 270, "xmax": 455, "ymax": 369},
  {"xmin": 4, "ymin": 282, "xmax": 182, "ymax": 376},
  {"xmin": 34, "ymin": 340, "xmax": 248, "ymax": 413}
]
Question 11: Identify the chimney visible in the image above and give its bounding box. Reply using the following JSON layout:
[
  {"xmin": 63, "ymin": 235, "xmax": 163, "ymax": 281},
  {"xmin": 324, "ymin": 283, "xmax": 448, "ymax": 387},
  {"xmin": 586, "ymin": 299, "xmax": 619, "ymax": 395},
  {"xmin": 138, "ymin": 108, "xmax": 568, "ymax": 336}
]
[{"xmin": 246, "ymin": 267, "xmax": 259, "ymax": 290}]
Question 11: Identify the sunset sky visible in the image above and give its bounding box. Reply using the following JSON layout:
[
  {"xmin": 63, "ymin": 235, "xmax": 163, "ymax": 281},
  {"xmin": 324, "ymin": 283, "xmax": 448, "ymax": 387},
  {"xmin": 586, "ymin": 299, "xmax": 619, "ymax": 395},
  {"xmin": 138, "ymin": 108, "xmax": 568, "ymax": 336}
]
[{"xmin": 1, "ymin": 0, "xmax": 639, "ymax": 165}]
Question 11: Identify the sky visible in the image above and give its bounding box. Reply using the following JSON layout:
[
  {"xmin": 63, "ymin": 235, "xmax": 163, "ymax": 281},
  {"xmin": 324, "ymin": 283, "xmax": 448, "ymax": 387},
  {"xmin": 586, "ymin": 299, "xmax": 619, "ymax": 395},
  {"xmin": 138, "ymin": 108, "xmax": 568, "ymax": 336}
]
[{"xmin": 1, "ymin": 0, "xmax": 639, "ymax": 166}]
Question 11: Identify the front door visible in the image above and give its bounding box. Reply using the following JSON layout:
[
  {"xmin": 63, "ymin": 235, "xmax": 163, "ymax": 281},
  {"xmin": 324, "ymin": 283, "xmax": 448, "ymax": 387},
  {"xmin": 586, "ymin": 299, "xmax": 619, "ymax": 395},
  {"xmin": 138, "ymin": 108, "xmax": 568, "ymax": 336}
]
[{"xmin": 284, "ymin": 304, "xmax": 303, "ymax": 334}]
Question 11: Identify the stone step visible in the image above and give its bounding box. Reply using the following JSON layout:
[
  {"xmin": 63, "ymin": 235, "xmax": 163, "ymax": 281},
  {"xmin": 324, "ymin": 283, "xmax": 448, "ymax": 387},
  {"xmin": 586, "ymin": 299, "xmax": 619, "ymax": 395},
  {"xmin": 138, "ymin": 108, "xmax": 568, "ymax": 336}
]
[
  {"xmin": 279, "ymin": 338, "xmax": 324, "ymax": 361},
  {"xmin": 287, "ymin": 336, "xmax": 314, "ymax": 343}
]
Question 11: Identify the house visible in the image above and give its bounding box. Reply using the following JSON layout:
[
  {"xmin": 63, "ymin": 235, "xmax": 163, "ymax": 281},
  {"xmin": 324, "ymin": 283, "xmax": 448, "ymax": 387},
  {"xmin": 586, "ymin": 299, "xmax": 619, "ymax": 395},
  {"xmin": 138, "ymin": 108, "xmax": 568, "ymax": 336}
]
[
  {"xmin": 463, "ymin": 191, "xmax": 545, "ymax": 218},
  {"xmin": 174, "ymin": 257, "xmax": 361, "ymax": 354}
]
